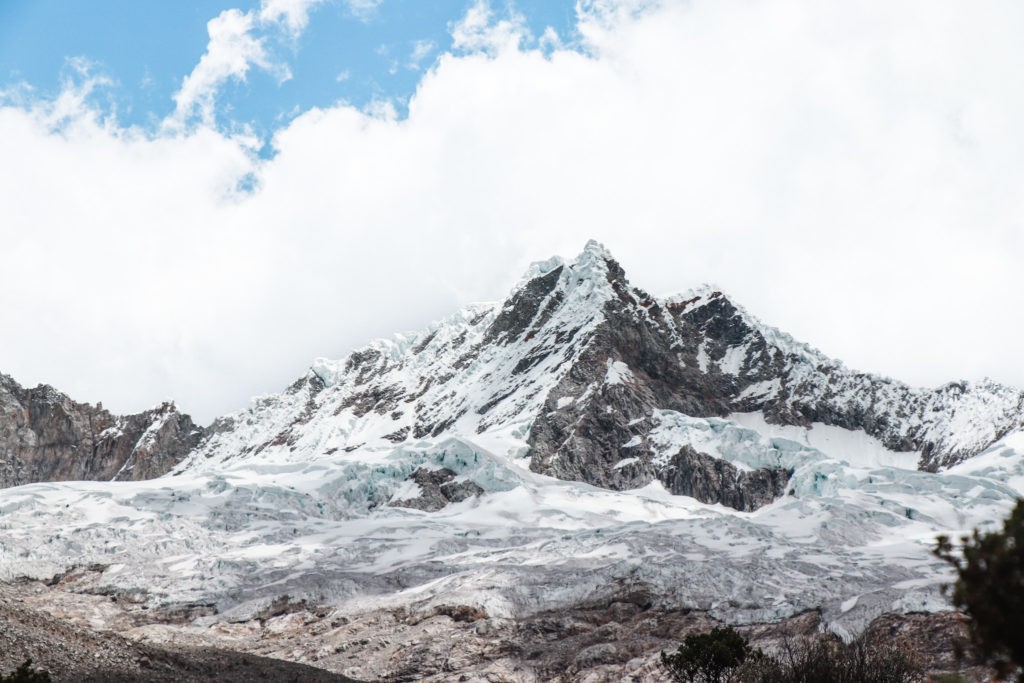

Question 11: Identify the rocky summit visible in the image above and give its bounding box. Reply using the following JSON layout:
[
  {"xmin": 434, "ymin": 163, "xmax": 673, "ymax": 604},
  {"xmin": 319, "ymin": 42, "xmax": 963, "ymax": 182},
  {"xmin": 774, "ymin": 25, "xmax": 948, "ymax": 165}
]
[
  {"xmin": 0, "ymin": 374, "xmax": 202, "ymax": 488},
  {"xmin": 0, "ymin": 241, "xmax": 1022, "ymax": 681}
]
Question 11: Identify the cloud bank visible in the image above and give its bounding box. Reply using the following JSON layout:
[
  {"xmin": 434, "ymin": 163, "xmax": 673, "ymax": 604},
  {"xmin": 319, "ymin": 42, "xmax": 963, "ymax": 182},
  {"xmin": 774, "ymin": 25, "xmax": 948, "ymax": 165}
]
[{"xmin": 2, "ymin": 0, "xmax": 1023, "ymax": 422}]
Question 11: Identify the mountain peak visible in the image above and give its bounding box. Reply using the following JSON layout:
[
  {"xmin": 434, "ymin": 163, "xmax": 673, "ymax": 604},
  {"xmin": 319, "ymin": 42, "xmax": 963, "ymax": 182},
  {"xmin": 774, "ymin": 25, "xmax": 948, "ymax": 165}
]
[
  {"xmin": 576, "ymin": 238, "xmax": 615, "ymax": 263},
  {"xmin": 664, "ymin": 283, "xmax": 728, "ymax": 309},
  {"xmin": 514, "ymin": 240, "xmax": 618, "ymax": 294},
  {"xmin": 567, "ymin": 239, "xmax": 624, "ymax": 291},
  {"xmin": 184, "ymin": 241, "xmax": 1024, "ymax": 480}
]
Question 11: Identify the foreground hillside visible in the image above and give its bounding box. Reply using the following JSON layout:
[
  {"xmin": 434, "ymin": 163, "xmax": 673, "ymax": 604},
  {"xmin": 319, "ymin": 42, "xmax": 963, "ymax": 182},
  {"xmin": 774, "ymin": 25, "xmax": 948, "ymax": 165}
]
[
  {"xmin": 0, "ymin": 579, "xmax": 357, "ymax": 682},
  {"xmin": 0, "ymin": 242, "xmax": 1021, "ymax": 680}
]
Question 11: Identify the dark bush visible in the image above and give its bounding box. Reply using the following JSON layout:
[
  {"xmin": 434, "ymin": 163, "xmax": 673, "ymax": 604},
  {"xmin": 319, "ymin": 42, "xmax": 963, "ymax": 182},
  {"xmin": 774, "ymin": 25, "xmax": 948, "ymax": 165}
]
[
  {"xmin": 935, "ymin": 498, "xmax": 1024, "ymax": 679},
  {"xmin": 661, "ymin": 626, "xmax": 756, "ymax": 683},
  {"xmin": 742, "ymin": 633, "xmax": 921, "ymax": 683},
  {"xmin": 662, "ymin": 628, "xmax": 922, "ymax": 683},
  {"xmin": 0, "ymin": 659, "xmax": 52, "ymax": 683}
]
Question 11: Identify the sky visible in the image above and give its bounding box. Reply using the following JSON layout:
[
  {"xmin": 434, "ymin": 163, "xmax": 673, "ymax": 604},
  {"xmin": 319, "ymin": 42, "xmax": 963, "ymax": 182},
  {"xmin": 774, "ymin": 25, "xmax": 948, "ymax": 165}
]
[{"xmin": 1, "ymin": 0, "xmax": 1022, "ymax": 423}]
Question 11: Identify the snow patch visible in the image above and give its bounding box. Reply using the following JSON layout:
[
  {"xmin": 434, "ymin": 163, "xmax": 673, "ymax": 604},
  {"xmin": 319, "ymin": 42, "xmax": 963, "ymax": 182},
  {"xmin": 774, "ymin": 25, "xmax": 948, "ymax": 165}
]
[
  {"xmin": 604, "ymin": 359, "xmax": 633, "ymax": 385},
  {"xmin": 718, "ymin": 344, "xmax": 748, "ymax": 376},
  {"xmin": 696, "ymin": 343, "xmax": 710, "ymax": 373},
  {"xmin": 728, "ymin": 412, "xmax": 920, "ymax": 470}
]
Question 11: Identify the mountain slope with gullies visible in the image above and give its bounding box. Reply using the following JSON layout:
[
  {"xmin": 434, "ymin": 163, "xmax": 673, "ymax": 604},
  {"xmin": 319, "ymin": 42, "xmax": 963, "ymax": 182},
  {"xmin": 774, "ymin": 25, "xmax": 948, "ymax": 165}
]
[{"xmin": 1, "ymin": 241, "xmax": 1022, "ymax": 681}]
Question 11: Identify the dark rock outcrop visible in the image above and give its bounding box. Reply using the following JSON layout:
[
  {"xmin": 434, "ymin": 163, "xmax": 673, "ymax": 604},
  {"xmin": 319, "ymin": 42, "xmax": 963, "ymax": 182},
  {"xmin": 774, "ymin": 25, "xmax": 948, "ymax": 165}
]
[
  {"xmin": 0, "ymin": 373, "xmax": 202, "ymax": 488},
  {"xmin": 665, "ymin": 289, "xmax": 1024, "ymax": 470},
  {"xmin": 389, "ymin": 467, "xmax": 483, "ymax": 512},
  {"xmin": 658, "ymin": 446, "xmax": 791, "ymax": 511},
  {"xmin": 525, "ymin": 251, "xmax": 786, "ymax": 510}
]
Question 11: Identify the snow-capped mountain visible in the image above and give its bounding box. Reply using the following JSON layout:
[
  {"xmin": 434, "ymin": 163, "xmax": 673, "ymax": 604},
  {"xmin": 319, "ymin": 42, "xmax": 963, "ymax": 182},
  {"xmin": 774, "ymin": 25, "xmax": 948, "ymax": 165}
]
[
  {"xmin": 1, "ymin": 241, "xmax": 1022, "ymax": 681},
  {"xmin": 181, "ymin": 240, "xmax": 1022, "ymax": 504}
]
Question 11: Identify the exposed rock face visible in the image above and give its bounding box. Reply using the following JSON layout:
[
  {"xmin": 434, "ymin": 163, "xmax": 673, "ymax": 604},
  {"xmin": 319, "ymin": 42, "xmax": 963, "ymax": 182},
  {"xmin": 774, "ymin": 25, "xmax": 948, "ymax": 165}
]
[
  {"xmin": 657, "ymin": 447, "xmax": 791, "ymax": 511},
  {"xmin": 0, "ymin": 374, "xmax": 203, "ymax": 487},
  {"xmin": 518, "ymin": 253, "xmax": 804, "ymax": 508},
  {"xmin": 389, "ymin": 467, "xmax": 484, "ymax": 512},
  {"xmin": 664, "ymin": 289, "xmax": 1024, "ymax": 471}
]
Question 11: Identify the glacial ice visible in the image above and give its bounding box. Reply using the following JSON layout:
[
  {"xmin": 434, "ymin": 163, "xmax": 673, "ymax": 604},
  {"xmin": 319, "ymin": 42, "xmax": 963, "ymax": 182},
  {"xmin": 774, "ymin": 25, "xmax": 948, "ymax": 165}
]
[
  {"xmin": 0, "ymin": 414, "xmax": 1019, "ymax": 640},
  {"xmin": 1, "ymin": 242, "xmax": 1021, "ymax": 644}
]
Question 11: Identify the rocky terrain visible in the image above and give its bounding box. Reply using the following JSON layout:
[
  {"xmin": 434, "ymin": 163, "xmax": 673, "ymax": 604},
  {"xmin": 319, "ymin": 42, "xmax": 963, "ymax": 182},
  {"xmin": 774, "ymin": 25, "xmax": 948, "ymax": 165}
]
[
  {"xmin": 0, "ymin": 579, "xmax": 357, "ymax": 682},
  {"xmin": 0, "ymin": 374, "xmax": 202, "ymax": 487},
  {"xmin": 0, "ymin": 574, "xmax": 989, "ymax": 682},
  {"xmin": 0, "ymin": 241, "xmax": 1021, "ymax": 681}
]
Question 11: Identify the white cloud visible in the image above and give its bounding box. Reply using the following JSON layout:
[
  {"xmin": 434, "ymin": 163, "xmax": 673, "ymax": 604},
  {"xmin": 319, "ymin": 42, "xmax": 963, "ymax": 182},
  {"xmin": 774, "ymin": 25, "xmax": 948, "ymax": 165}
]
[
  {"xmin": 343, "ymin": 0, "xmax": 383, "ymax": 21},
  {"xmin": 259, "ymin": 0, "xmax": 325, "ymax": 37},
  {"xmin": 451, "ymin": 1, "xmax": 530, "ymax": 54},
  {"xmin": 168, "ymin": 9, "xmax": 273, "ymax": 128},
  {"xmin": 407, "ymin": 40, "xmax": 437, "ymax": 71},
  {"xmin": 3, "ymin": 0, "xmax": 1024, "ymax": 423},
  {"xmin": 26, "ymin": 57, "xmax": 115, "ymax": 131},
  {"xmin": 168, "ymin": 0, "xmax": 328, "ymax": 129},
  {"xmin": 538, "ymin": 27, "xmax": 562, "ymax": 52}
]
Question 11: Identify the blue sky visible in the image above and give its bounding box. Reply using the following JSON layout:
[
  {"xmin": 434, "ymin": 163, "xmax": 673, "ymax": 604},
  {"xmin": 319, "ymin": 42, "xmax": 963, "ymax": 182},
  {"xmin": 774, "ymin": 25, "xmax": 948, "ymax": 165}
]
[
  {"xmin": 0, "ymin": 0, "xmax": 578, "ymax": 138},
  {"xmin": 2, "ymin": 1, "xmax": 1024, "ymax": 422}
]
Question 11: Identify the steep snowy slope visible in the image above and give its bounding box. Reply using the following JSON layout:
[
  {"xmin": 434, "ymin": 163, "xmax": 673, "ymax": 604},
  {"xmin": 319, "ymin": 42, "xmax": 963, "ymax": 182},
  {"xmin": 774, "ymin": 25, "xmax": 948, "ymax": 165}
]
[
  {"xmin": 0, "ymin": 241, "xmax": 1022, "ymax": 680},
  {"xmin": 182, "ymin": 245, "xmax": 614, "ymax": 467}
]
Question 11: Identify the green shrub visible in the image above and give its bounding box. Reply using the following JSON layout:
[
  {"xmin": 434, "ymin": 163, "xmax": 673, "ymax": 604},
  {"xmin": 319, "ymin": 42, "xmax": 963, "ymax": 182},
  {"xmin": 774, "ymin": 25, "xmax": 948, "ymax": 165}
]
[
  {"xmin": 661, "ymin": 626, "xmax": 756, "ymax": 683},
  {"xmin": 935, "ymin": 498, "xmax": 1024, "ymax": 679}
]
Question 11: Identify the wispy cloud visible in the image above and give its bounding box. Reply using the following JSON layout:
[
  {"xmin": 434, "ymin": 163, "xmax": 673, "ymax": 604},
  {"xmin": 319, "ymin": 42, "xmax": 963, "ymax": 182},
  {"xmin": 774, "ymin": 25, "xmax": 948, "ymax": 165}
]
[
  {"xmin": 258, "ymin": 0, "xmax": 325, "ymax": 37},
  {"xmin": 166, "ymin": 0, "xmax": 330, "ymax": 130},
  {"xmin": 0, "ymin": 56, "xmax": 117, "ymax": 132},
  {"xmin": 344, "ymin": 0, "xmax": 383, "ymax": 21},
  {"xmin": 407, "ymin": 40, "xmax": 437, "ymax": 71},
  {"xmin": 167, "ymin": 9, "xmax": 272, "ymax": 129},
  {"xmin": 450, "ymin": 0, "xmax": 530, "ymax": 54}
]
